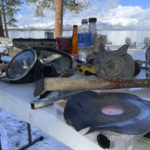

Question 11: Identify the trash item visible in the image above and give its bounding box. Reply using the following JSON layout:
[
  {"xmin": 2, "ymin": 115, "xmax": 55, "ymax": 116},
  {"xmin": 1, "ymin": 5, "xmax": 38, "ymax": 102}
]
[
  {"xmin": 32, "ymin": 47, "xmax": 73, "ymax": 75},
  {"xmin": 94, "ymin": 44, "xmax": 135, "ymax": 78},
  {"xmin": 2, "ymin": 47, "xmax": 73, "ymax": 83},
  {"xmin": 142, "ymin": 131, "xmax": 150, "ymax": 141},
  {"xmin": 71, "ymin": 25, "xmax": 79, "ymax": 59},
  {"xmin": 33, "ymin": 78, "xmax": 47, "ymax": 97},
  {"xmin": 0, "ymin": 56, "xmax": 11, "ymax": 63},
  {"xmin": 134, "ymin": 60, "xmax": 141, "ymax": 76},
  {"xmin": 146, "ymin": 46, "xmax": 150, "ymax": 79},
  {"xmin": 0, "ymin": 64, "xmax": 8, "ymax": 75},
  {"xmin": 0, "ymin": 45, "xmax": 7, "ymax": 53},
  {"xmin": 140, "ymin": 130, "xmax": 150, "ymax": 145},
  {"xmin": 31, "ymin": 90, "xmax": 86, "ymax": 109},
  {"xmin": 97, "ymin": 133, "xmax": 110, "ymax": 149},
  {"xmin": 135, "ymin": 60, "xmax": 146, "ymax": 69},
  {"xmin": 45, "ymin": 31, "xmax": 54, "ymax": 39},
  {"xmin": 7, "ymin": 46, "xmax": 22, "ymax": 57},
  {"xmin": 78, "ymin": 19, "xmax": 93, "ymax": 62},
  {"xmin": 33, "ymin": 69, "xmax": 74, "ymax": 97},
  {"xmin": 0, "ymin": 52, "xmax": 11, "ymax": 75},
  {"xmin": 64, "ymin": 91, "xmax": 150, "ymax": 135},
  {"xmin": 88, "ymin": 18, "xmax": 97, "ymax": 37},
  {"xmin": 86, "ymin": 52, "xmax": 97, "ymax": 64},
  {"xmin": 96, "ymin": 132, "xmax": 139, "ymax": 150},
  {"xmin": 13, "ymin": 38, "xmax": 57, "ymax": 49},
  {"xmin": 76, "ymin": 65, "xmax": 96, "ymax": 76},
  {"xmin": 44, "ymin": 77, "xmax": 150, "ymax": 91},
  {"xmin": 0, "ymin": 64, "xmax": 8, "ymax": 70},
  {"xmin": 86, "ymin": 52, "xmax": 142, "ymax": 77},
  {"xmin": 56, "ymin": 37, "xmax": 72, "ymax": 53},
  {"xmin": 6, "ymin": 49, "xmax": 47, "ymax": 83},
  {"xmin": 88, "ymin": 18, "xmax": 98, "ymax": 53}
]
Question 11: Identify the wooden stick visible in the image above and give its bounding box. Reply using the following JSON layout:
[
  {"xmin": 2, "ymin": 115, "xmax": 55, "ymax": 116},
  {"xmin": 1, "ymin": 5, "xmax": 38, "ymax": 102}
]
[{"xmin": 44, "ymin": 78, "xmax": 150, "ymax": 91}]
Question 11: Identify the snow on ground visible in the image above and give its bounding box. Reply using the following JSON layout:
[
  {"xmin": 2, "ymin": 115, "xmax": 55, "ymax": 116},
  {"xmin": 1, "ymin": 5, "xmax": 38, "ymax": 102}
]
[{"xmin": 0, "ymin": 108, "xmax": 71, "ymax": 150}]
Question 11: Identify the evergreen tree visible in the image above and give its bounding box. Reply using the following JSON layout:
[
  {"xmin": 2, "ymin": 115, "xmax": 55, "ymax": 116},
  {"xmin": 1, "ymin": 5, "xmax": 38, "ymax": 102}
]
[
  {"xmin": 0, "ymin": 0, "xmax": 23, "ymax": 37},
  {"xmin": 26, "ymin": 0, "xmax": 90, "ymax": 37}
]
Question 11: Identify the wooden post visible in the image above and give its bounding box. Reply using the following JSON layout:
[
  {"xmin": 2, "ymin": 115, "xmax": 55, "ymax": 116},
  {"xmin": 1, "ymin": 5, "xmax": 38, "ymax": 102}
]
[
  {"xmin": 1, "ymin": 0, "xmax": 9, "ymax": 37},
  {"xmin": 0, "ymin": 11, "xmax": 4, "ymax": 37},
  {"xmin": 54, "ymin": 0, "xmax": 63, "ymax": 38}
]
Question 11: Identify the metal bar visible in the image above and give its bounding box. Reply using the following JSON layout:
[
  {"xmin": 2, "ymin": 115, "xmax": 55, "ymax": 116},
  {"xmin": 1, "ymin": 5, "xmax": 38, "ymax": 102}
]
[
  {"xmin": 27, "ymin": 123, "xmax": 32, "ymax": 144},
  {"xmin": 31, "ymin": 90, "xmax": 86, "ymax": 109},
  {"xmin": 0, "ymin": 135, "xmax": 2, "ymax": 150},
  {"xmin": 18, "ymin": 136, "xmax": 44, "ymax": 150},
  {"xmin": 18, "ymin": 123, "xmax": 44, "ymax": 150}
]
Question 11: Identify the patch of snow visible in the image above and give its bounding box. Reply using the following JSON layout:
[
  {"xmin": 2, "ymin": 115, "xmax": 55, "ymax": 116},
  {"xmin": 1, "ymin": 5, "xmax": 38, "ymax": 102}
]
[{"xmin": 0, "ymin": 108, "xmax": 71, "ymax": 150}]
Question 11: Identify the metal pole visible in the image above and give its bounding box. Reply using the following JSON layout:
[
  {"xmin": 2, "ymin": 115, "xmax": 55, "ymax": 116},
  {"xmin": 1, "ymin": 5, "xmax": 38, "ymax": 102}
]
[
  {"xmin": 27, "ymin": 123, "xmax": 32, "ymax": 144},
  {"xmin": 0, "ymin": 135, "xmax": 2, "ymax": 150},
  {"xmin": 18, "ymin": 123, "xmax": 44, "ymax": 150}
]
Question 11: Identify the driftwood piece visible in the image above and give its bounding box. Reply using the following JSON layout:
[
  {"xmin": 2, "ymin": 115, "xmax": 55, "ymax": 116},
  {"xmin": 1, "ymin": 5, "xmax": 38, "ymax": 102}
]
[{"xmin": 44, "ymin": 78, "xmax": 150, "ymax": 91}]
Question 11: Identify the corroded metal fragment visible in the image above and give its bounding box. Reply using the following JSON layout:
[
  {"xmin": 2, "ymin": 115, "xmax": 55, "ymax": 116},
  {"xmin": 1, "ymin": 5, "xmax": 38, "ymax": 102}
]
[{"xmin": 94, "ymin": 44, "xmax": 135, "ymax": 78}]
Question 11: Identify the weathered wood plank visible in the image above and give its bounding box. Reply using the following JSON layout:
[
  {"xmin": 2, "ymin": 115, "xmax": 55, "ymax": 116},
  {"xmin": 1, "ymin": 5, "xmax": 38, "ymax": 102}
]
[{"xmin": 44, "ymin": 77, "xmax": 150, "ymax": 91}]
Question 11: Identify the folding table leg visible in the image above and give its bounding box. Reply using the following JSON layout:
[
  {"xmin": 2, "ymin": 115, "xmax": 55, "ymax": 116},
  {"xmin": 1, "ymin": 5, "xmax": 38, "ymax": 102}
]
[
  {"xmin": 18, "ymin": 123, "xmax": 44, "ymax": 150},
  {"xmin": 27, "ymin": 123, "xmax": 32, "ymax": 144},
  {"xmin": 0, "ymin": 137, "xmax": 2, "ymax": 150}
]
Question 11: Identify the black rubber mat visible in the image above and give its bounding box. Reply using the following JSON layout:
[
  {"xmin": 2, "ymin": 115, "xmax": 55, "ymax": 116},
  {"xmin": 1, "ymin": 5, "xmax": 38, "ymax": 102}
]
[{"xmin": 64, "ymin": 91, "xmax": 150, "ymax": 135}]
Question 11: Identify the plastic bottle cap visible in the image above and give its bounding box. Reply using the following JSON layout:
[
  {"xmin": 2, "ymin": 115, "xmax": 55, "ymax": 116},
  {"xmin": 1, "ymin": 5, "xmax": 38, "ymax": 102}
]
[
  {"xmin": 82, "ymin": 19, "xmax": 88, "ymax": 24},
  {"xmin": 89, "ymin": 18, "xmax": 97, "ymax": 23}
]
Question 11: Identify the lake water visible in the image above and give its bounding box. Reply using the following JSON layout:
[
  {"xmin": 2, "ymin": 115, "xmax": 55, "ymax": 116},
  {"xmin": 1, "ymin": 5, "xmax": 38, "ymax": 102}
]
[{"xmin": 8, "ymin": 30, "xmax": 150, "ymax": 46}]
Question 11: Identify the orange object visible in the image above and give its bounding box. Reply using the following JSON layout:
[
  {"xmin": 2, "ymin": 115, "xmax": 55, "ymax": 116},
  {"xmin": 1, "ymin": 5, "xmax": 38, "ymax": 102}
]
[
  {"xmin": 71, "ymin": 25, "xmax": 78, "ymax": 56},
  {"xmin": 57, "ymin": 100, "xmax": 67, "ymax": 108}
]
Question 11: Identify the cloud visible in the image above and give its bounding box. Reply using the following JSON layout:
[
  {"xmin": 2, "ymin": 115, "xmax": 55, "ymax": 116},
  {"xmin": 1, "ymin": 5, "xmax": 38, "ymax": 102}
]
[
  {"xmin": 101, "ymin": 5, "xmax": 142, "ymax": 26},
  {"xmin": 15, "ymin": 0, "xmax": 150, "ymax": 29},
  {"xmin": 15, "ymin": 3, "xmax": 55, "ymax": 28}
]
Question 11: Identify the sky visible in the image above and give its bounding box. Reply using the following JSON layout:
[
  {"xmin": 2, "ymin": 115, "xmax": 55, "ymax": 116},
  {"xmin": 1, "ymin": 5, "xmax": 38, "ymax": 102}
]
[
  {"xmin": 15, "ymin": 0, "xmax": 150, "ymax": 29},
  {"xmin": 119, "ymin": 0, "xmax": 150, "ymax": 9}
]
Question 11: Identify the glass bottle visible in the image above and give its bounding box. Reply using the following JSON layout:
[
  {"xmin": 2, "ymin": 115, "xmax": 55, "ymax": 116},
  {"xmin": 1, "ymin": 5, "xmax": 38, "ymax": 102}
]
[{"xmin": 71, "ymin": 25, "xmax": 78, "ymax": 58}]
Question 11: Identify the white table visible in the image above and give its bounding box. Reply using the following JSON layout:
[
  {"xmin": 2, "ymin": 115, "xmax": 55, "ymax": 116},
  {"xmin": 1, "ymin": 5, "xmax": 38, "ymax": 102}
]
[
  {"xmin": 0, "ymin": 49, "xmax": 150, "ymax": 150},
  {"xmin": 0, "ymin": 82, "xmax": 104, "ymax": 150}
]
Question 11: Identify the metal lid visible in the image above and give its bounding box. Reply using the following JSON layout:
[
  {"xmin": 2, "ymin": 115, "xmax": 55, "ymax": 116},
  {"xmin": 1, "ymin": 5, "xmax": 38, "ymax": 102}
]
[{"xmin": 89, "ymin": 18, "xmax": 97, "ymax": 23}]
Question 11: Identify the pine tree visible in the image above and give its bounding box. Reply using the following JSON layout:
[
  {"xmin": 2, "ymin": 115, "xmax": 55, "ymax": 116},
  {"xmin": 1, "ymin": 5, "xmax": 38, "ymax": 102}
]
[
  {"xmin": 26, "ymin": 0, "xmax": 90, "ymax": 37},
  {"xmin": 0, "ymin": 0, "xmax": 23, "ymax": 37}
]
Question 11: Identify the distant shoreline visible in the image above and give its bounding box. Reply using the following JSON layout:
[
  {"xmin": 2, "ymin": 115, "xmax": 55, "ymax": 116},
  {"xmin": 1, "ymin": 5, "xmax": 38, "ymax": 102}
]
[{"xmin": 8, "ymin": 28, "xmax": 150, "ymax": 32}]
